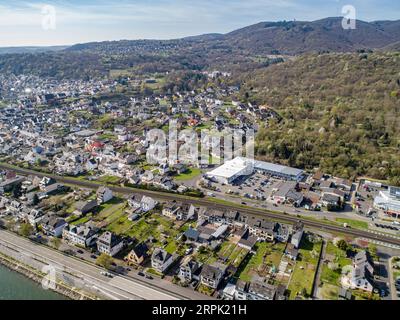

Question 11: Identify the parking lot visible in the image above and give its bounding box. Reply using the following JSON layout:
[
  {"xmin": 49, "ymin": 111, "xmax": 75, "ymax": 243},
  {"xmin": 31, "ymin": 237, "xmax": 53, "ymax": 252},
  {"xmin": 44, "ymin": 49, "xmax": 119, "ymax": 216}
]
[{"xmin": 202, "ymin": 172, "xmax": 289, "ymax": 204}]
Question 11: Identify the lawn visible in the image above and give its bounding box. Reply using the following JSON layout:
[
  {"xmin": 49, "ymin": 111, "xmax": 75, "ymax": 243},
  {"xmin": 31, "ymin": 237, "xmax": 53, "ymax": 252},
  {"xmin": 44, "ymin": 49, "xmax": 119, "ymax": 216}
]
[
  {"xmin": 125, "ymin": 213, "xmax": 180, "ymax": 245},
  {"xmin": 321, "ymin": 241, "xmax": 352, "ymax": 286},
  {"xmin": 98, "ymin": 175, "xmax": 122, "ymax": 185},
  {"xmin": 174, "ymin": 168, "xmax": 202, "ymax": 181},
  {"xmin": 335, "ymin": 218, "xmax": 369, "ymax": 230},
  {"xmin": 70, "ymin": 214, "xmax": 93, "ymax": 226},
  {"xmin": 287, "ymin": 236, "xmax": 322, "ymax": 299},
  {"xmin": 319, "ymin": 283, "xmax": 340, "ymax": 300},
  {"xmin": 94, "ymin": 198, "xmax": 126, "ymax": 221},
  {"xmin": 107, "ymin": 215, "xmax": 134, "ymax": 235},
  {"xmin": 217, "ymin": 242, "xmax": 249, "ymax": 268},
  {"xmin": 237, "ymin": 242, "xmax": 285, "ymax": 282},
  {"xmin": 97, "ymin": 133, "xmax": 116, "ymax": 141},
  {"xmin": 194, "ymin": 247, "xmax": 218, "ymax": 265}
]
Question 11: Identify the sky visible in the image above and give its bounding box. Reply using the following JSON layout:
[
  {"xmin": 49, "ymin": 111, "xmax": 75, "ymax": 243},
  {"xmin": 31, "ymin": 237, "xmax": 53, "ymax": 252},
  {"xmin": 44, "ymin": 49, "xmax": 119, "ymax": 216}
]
[{"xmin": 0, "ymin": 0, "xmax": 399, "ymax": 47}]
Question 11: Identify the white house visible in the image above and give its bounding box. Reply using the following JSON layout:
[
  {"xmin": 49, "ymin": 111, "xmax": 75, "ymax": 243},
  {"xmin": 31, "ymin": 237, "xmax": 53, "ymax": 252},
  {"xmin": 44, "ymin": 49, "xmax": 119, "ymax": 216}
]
[
  {"xmin": 151, "ymin": 248, "xmax": 174, "ymax": 273},
  {"xmin": 128, "ymin": 195, "xmax": 157, "ymax": 213},
  {"xmin": 96, "ymin": 187, "xmax": 113, "ymax": 204},
  {"xmin": 96, "ymin": 231, "xmax": 124, "ymax": 257}
]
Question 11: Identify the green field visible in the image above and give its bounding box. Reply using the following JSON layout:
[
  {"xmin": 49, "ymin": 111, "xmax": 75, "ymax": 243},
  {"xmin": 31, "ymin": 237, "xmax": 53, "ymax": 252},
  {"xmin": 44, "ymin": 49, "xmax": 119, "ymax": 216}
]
[
  {"xmin": 98, "ymin": 175, "xmax": 122, "ymax": 185},
  {"xmin": 335, "ymin": 218, "xmax": 369, "ymax": 230},
  {"xmin": 174, "ymin": 168, "xmax": 202, "ymax": 181}
]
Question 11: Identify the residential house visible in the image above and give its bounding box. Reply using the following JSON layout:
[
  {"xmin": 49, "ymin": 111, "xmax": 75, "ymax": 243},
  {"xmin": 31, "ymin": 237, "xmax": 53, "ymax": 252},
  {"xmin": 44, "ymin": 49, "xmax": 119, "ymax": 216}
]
[
  {"xmin": 96, "ymin": 187, "xmax": 113, "ymax": 204},
  {"xmin": 246, "ymin": 218, "xmax": 277, "ymax": 242},
  {"xmin": 63, "ymin": 223, "xmax": 99, "ymax": 247},
  {"xmin": 0, "ymin": 176, "xmax": 25, "ymax": 193},
  {"xmin": 162, "ymin": 201, "xmax": 181, "ymax": 219},
  {"xmin": 235, "ymin": 280, "xmax": 276, "ymax": 300},
  {"xmin": 179, "ymin": 258, "xmax": 201, "ymax": 283},
  {"xmin": 128, "ymin": 195, "xmax": 157, "ymax": 213},
  {"xmin": 348, "ymin": 250, "xmax": 375, "ymax": 292},
  {"xmin": 176, "ymin": 204, "xmax": 196, "ymax": 221},
  {"xmin": 97, "ymin": 231, "xmax": 124, "ymax": 257},
  {"xmin": 320, "ymin": 193, "xmax": 341, "ymax": 208},
  {"xmin": 273, "ymin": 181, "xmax": 303, "ymax": 207},
  {"xmin": 200, "ymin": 263, "xmax": 226, "ymax": 289},
  {"xmin": 291, "ymin": 221, "xmax": 304, "ymax": 249},
  {"xmin": 39, "ymin": 177, "xmax": 56, "ymax": 191},
  {"xmin": 237, "ymin": 229, "xmax": 258, "ymax": 251},
  {"xmin": 42, "ymin": 183, "xmax": 66, "ymax": 197},
  {"xmin": 40, "ymin": 215, "xmax": 67, "ymax": 237},
  {"xmin": 151, "ymin": 248, "xmax": 175, "ymax": 273},
  {"xmin": 124, "ymin": 243, "xmax": 149, "ymax": 267},
  {"xmin": 27, "ymin": 208, "xmax": 45, "ymax": 226},
  {"xmin": 74, "ymin": 200, "xmax": 98, "ymax": 216}
]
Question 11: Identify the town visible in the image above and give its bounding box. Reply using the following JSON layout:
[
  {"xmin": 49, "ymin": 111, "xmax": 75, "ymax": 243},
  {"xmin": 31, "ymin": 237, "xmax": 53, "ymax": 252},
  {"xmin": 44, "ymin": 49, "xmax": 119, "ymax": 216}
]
[{"xmin": 0, "ymin": 71, "xmax": 400, "ymax": 301}]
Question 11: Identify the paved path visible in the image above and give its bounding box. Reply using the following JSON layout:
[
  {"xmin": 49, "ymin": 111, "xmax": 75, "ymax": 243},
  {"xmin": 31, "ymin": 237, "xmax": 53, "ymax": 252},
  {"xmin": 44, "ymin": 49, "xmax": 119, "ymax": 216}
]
[{"xmin": 312, "ymin": 239, "xmax": 326, "ymax": 299}]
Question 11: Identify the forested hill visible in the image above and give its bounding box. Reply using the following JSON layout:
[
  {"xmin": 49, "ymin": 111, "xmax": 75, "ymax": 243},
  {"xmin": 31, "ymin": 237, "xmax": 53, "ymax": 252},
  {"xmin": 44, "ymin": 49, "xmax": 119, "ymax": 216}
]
[
  {"xmin": 0, "ymin": 18, "xmax": 400, "ymax": 79},
  {"xmin": 237, "ymin": 52, "xmax": 400, "ymax": 183}
]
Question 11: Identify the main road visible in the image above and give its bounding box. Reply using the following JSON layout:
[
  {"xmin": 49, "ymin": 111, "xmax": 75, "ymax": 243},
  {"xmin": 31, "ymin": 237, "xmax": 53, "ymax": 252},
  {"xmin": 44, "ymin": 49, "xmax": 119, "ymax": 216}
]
[
  {"xmin": 0, "ymin": 229, "xmax": 203, "ymax": 300},
  {"xmin": 2, "ymin": 163, "xmax": 400, "ymax": 247}
]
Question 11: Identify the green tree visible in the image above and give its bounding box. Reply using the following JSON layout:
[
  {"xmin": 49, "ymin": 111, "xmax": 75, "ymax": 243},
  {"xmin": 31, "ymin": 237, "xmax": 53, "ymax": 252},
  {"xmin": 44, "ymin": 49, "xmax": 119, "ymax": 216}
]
[
  {"xmin": 337, "ymin": 239, "xmax": 349, "ymax": 252},
  {"xmin": 51, "ymin": 237, "xmax": 62, "ymax": 250},
  {"xmin": 96, "ymin": 253, "xmax": 114, "ymax": 270},
  {"xmin": 32, "ymin": 193, "xmax": 40, "ymax": 206},
  {"xmin": 19, "ymin": 223, "xmax": 34, "ymax": 237},
  {"xmin": 12, "ymin": 184, "xmax": 22, "ymax": 198}
]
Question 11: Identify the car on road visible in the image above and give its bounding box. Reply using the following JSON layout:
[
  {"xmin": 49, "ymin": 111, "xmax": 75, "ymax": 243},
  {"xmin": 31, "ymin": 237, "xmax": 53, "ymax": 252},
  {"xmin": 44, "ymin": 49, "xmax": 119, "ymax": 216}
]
[
  {"xmin": 145, "ymin": 274, "xmax": 153, "ymax": 280},
  {"xmin": 138, "ymin": 271, "xmax": 145, "ymax": 277},
  {"xmin": 100, "ymin": 271, "xmax": 113, "ymax": 278},
  {"xmin": 77, "ymin": 249, "xmax": 84, "ymax": 254},
  {"xmin": 90, "ymin": 254, "xmax": 97, "ymax": 259}
]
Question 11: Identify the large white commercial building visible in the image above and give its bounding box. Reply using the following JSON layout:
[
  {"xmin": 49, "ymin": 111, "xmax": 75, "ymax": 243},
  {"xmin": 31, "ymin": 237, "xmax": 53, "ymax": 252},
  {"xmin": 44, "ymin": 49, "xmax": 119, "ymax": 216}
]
[
  {"xmin": 206, "ymin": 157, "xmax": 304, "ymax": 184},
  {"xmin": 206, "ymin": 157, "xmax": 254, "ymax": 184},
  {"xmin": 374, "ymin": 186, "xmax": 400, "ymax": 217}
]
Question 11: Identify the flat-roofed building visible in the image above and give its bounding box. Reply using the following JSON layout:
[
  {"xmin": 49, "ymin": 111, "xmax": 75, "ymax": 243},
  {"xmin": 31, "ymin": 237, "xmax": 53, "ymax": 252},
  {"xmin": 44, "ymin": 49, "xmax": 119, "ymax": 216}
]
[
  {"xmin": 206, "ymin": 157, "xmax": 254, "ymax": 184},
  {"xmin": 373, "ymin": 186, "xmax": 400, "ymax": 217},
  {"xmin": 206, "ymin": 157, "xmax": 304, "ymax": 184}
]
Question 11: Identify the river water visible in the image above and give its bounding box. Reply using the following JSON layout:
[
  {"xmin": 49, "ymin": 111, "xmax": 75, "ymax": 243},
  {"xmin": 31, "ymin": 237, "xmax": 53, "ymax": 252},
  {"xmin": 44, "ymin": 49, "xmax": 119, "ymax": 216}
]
[{"xmin": 0, "ymin": 264, "xmax": 67, "ymax": 300}]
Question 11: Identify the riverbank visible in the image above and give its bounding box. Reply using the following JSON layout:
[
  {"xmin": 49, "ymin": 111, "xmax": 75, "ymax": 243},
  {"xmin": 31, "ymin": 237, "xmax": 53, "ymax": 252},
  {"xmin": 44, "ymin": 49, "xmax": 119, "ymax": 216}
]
[{"xmin": 0, "ymin": 251, "xmax": 93, "ymax": 300}]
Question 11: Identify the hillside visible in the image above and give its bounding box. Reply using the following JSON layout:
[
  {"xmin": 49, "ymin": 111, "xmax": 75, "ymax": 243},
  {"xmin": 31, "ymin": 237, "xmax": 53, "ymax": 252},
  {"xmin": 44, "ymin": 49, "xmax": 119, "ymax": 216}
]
[
  {"xmin": 222, "ymin": 18, "xmax": 400, "ymax": 55},
  {"xmin": 237, "ymin": 52, "xmax": 400, "ymax": 183},
  {"xmin": 0, "ymin": 17, "xmax": 399, "ymax": 79}
]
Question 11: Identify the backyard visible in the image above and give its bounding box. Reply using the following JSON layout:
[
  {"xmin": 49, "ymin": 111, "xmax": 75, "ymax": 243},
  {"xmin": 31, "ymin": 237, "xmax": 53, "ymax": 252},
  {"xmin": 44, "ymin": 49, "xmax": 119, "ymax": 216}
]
[
  {"xmin": 236, "ymin": 242, "xmax": 286, "ymax": 282},
  {"xmin": 287, "ymin": 235, "xmax": 322, "ymax": 299}
]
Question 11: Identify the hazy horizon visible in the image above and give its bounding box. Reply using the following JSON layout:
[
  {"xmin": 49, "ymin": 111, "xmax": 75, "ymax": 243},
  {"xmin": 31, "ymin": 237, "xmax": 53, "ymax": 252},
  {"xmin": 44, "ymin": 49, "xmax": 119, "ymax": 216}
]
[{"xmin": 0, "ymin": 0, "xmax": 399, "ymax": 47}]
